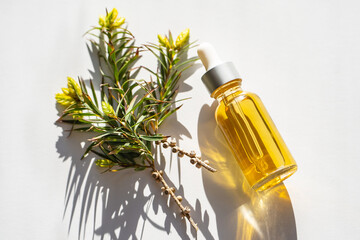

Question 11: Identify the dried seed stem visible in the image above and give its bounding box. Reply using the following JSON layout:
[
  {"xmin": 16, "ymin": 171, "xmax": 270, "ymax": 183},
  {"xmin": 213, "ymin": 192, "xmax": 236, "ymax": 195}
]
[
  {"xmin": 151, "ymin": 170, "xmax": 198, "ymax": 231},
  {"xmin": 157, "ymin": 138, "xmax": 217, "ymax": 172}
]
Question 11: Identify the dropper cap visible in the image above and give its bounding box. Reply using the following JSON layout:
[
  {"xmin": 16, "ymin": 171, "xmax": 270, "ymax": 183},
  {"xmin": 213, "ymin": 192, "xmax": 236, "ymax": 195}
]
[{"xmin": 197, "ymin": 42, "xmax": 241, "ymax": 94}]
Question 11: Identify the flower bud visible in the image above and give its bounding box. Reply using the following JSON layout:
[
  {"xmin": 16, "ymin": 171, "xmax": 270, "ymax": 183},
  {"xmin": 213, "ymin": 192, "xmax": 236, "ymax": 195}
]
[
  {"xmin": 99, "ymin": 8, "xmax": 125, "ymax": 30},
  {"xmin": 112, "ymin": 17, "xmax": 125, "ymax": 28},
  {"xmin": 55, "ymin": 77, "xmax": 82, "ymax": 107},
  {"xmin": 55, "ymin": 93, "xmax": 75, "ymax": 107},
  {"xmin": 99, "ymin": 15, "xmax": 106, "ymax": 27},
  {"xmin": 175, "ymin": 28, "xmax": 190, "ymax": 49},
  {"xmin": 158, "ymin": 34, "xmax": 171, "ymax": 49},
  {"xmin": 102, "ymin": 101, "xmax": 116, "ymax": 117},
  {"xmin": 109, "ymin": 8, "xmax": 118, "ymax": 22},
  {"xmin": 67, "ymin": 77, "xmax": 82, "ymax": 99}
]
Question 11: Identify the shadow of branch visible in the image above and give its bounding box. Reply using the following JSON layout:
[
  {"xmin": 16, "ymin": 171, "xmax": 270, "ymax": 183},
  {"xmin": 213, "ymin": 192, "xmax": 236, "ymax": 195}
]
[{"xmin": 54, "ymin": 42, "xmax": 213, "ymax": 239}]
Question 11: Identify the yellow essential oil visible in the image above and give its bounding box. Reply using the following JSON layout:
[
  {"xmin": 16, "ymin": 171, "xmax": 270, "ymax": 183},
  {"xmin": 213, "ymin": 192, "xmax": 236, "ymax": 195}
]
[
  {"xmin": 212, "ymin": 80, "xmax": 297, "ymax": 191},
  {"xmin": 198, "ymin": 43, "xmax": 297, "ymax": 191}
]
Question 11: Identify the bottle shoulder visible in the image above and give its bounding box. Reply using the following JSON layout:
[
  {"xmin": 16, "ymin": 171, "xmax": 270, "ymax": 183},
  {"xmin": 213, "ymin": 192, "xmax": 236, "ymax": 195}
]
[
  {"xmin": 239, "ymin": 91, "xmax": 260, "ymax": 100},
  {"xmin": 215, "ymin": 91, "xmax": 264, "ymax": 120},
  {"xmin": 217, "ymin": 91, "xmax": 261, "ymax": 105}
]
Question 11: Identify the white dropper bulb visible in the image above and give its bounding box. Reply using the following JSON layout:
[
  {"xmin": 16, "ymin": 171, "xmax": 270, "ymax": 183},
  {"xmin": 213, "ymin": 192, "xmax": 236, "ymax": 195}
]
[{"xmin": 197, "ymin": 42, "xmax": 223, "ymax": 71}]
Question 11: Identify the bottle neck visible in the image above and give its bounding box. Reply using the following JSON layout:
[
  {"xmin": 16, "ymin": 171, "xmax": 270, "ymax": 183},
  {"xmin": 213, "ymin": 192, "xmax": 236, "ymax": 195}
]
[{"xmin": 211, "ymin": 79, "xmax": 243, "ymax": 101}]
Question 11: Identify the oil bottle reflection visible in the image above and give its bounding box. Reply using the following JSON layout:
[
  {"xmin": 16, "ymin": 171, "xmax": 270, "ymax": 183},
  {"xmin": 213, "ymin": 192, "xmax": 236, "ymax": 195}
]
[{"xmin": 198, "ymin": 103, "xmax": 297, "ymax": 240}]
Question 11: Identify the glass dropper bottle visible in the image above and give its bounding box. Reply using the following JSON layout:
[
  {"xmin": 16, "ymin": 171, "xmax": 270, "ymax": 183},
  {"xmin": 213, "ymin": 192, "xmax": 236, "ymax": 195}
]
[{"xmin": 197, "ymin": 43, "xmax": 297, "ymax": 191}]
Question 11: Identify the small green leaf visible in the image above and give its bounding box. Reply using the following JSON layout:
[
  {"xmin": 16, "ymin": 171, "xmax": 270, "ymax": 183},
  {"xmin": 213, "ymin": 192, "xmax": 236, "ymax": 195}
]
[
  {"xmin": 81, "ymin": 142, "xmax": 97, "ymax": 159},
  {"xmin": 139, "ymin": 135, "xmax": 164, "ymax": 141},
  {"xmin": 158, "ymin": 105, "xmax": 182, "ymax": 126},
  {"xmin": 125, "ymin": 95, "xmax": 138, "ymax": 115},
  {"xmin": 134, "ymin": 166, "xmax": 146, "ymax": 171}
]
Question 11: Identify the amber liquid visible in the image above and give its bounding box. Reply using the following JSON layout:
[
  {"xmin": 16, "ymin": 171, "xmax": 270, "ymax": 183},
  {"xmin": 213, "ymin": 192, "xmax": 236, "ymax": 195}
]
[{"xmin": 213, "ymin": 80, "xmax": 297, "ymax": 191}]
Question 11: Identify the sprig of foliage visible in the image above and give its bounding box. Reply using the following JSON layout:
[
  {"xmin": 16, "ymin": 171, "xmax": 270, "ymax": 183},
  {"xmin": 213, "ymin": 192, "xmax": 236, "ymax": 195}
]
[
  {"xmin": 56, "ymin": 8, "xmax": 202, "ymax": 230},
  {"xmin": 143, "ymin": 29, "xmax": 198, "ymax": 132}
]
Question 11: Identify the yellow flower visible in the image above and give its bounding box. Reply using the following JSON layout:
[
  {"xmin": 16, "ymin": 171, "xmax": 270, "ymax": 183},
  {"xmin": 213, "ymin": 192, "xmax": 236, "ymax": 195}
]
[
  {"xmin": 108, "ymin": 8, "xmax": 118, "ymax": 23},
  {"xmin": 175, "ymin": 28, "xmax": 190, "ymax": 49},
  {"xmin": 158, "ymin": 34, "xmax": 171, "ymax": 49},
  {"xmin": 99, "ymin": 8, "xmax": 126, "ymax": 31},
  {"xmin": 55, "ymin": 93, "xmax": 76, "ymax": 107},
  {"xmin": 99, "ymin": 15, "xmax": 106, "ymax": 27},
  {"xmin": 102, "ymin": 101, "xmax": 116, "ymax": 117},
  {"xmin": 95, "ymin": 159, "xmax": 114, "ymax": 168},
  {"xmin": 67, "ymin": 77, "xmax": 82, "ymax": 99},
  {"xmin": 55, "ymin": 77, "xmax": 82, "ymax": 107},
  {"xmin": 112, "ymin": 17, "xmax": 125, "ymax": 28}
]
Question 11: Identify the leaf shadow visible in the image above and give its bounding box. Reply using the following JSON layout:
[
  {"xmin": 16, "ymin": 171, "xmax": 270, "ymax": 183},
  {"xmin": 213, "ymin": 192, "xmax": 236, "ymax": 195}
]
[
  {"xmin": 198, "ymin": 102, "xmax": 297, "ymax": 240},
  {"xmin": 54, "ymin": 42, "xmax": 213, "ymax": 239},
  {"xmin": 55, "ymin": 127, "xmax": 197, "ymax": 239}
]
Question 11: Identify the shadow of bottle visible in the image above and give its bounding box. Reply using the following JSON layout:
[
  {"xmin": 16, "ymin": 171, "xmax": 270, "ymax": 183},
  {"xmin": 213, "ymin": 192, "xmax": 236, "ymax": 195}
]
[{"xmin": 198, "ymin": 102, "xmax": 297, "ymax": 240}]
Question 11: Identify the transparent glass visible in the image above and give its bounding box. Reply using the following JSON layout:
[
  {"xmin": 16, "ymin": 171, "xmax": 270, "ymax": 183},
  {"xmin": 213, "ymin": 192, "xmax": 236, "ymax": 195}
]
[{"xmin": 212, "ymin": 79, "xmax": 297, "ymax": 191}]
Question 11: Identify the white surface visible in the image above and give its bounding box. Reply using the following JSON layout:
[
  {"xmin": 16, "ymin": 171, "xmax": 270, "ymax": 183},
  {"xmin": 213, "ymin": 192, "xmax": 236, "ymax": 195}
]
[{"xmin": 1, "ymin": 1, "xmax": 360, "ymax": 239}]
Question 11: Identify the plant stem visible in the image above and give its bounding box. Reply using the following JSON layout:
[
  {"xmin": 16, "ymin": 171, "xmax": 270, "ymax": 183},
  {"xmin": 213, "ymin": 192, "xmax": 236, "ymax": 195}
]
[{"xmin": 151, "ymin": 169, "xmax": 198, "ymax": 231}]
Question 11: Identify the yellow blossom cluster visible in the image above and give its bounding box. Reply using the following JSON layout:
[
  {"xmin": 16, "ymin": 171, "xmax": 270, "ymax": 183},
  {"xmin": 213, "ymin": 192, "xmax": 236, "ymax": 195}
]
[
  {"xmin": 101, "ymin": 101, "xmax": 116, "ymax": 118},
  {"xmin": 55, "ymin": 77, "xmax": 82, "ymax": 107},
  {"xmin": 99, "ymin": 8, "xmax": 125, "ymax": 31},
  {"xmin": 158, "ymin": 28, "xmax": 190, "ymax": 50}
]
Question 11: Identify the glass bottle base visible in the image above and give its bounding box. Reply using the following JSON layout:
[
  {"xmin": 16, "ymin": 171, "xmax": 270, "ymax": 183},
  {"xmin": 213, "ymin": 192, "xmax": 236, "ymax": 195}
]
[{"xmin": 252, "ymin": 165, "xmax": 297, "ymax": 192}]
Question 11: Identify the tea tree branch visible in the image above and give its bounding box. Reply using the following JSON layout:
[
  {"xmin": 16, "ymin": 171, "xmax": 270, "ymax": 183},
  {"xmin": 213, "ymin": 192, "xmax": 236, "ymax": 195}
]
[{"xmin": 56, "ymin": 8, "xmax": 215, "ymax": 232}]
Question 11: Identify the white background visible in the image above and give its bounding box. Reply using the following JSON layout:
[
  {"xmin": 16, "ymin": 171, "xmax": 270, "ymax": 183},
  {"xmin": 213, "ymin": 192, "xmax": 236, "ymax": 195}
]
[{"xmin": 1, "ymin": 0, "xmax": 359, "ymax": 239}]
